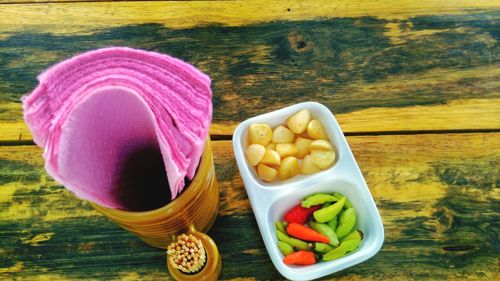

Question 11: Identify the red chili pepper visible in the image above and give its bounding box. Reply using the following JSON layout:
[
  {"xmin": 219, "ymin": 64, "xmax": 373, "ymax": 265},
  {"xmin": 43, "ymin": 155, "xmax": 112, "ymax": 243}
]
[
  {"xmin": 284, "ymin": 204, "xmax": 321, "ymax": 224},
  {"xmin": 286, "ymin": 223, "xmax": 330, "ymax": 243},
  {"xmin": 283, "ymin": 250, "xmax": 316, "ymax": 265}
]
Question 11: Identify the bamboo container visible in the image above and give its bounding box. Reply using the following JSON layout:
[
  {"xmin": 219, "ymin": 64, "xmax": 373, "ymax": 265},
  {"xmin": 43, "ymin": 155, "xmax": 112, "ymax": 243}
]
[{"xmin": 90, "ymin": 138, "xmax": 219, "ymax": 249}]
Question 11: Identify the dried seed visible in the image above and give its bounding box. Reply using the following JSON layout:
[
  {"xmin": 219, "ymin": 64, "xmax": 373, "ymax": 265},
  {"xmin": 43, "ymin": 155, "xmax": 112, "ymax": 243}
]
[
  {"xmin": 249, "ymin": 123, "xmax": 272, "ymax": 145},
  {"xmin": 272, "ymin": 125, "xmax": 295, "ymax": 143},
  {"xmin": 279, "ymin": 156, "xmax": 300, "ymax": 180},
  {"xmin": 286, "ymin": 109, "xmax": 312, "ymax": 134},
  {"xmin": 245, "ymin": 144, "xmax": 266, "ymax": 166},
  {"xmin": 258, "ymin": 163, "xmax": 278, "ymax": 182}
]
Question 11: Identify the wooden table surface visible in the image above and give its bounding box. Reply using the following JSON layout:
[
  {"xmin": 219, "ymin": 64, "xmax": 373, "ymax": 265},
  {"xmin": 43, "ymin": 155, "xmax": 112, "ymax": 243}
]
[{"xmin": 0, "ymin": 1, "xmax": 499, "ymax": 280}]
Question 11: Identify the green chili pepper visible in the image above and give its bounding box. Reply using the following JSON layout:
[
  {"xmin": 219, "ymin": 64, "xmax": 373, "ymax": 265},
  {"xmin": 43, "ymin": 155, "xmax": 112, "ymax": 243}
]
[
  {"xmin": 323, "ymin": 239, "xmax": 360, "ymax": 261},
  {"xmin": 309, "ymin": 221, "xmax": 339, "ymax": 246},
  {"xmin": 275, "ymin": 221, "xmax": 286, "ymax": 233},
  {"xmin": 278, "ymin": 241, "xmax": 294, "ymax": 256},
  {"xmin": 313, "ymin": 196, "xmax": 346, "ymax": 223},
  {"xmin": 288, "ymin": 237, "xmax": 312, "ymax": 250},
  {"xmin": 277, "ymin": 230, "xmax": 289, "ymax": 242},
  {"xmin": 341, "ymin": 229, "xmax": 362, "ymax": 242},
  {"xmin": 337, "ymin": 208, "xmax": 346, "ymax": 220},
  {"xmin": 323, "ymin": 202, "xmax": 333, "ymax": 208},
  {"xmin": 334, "ymin": 192, "xmax": 352, "ymax": 209},
  {"xmin": 327, "ymin": 217, "xmax": 338, "ymax": 232},
  {"xmin": 301, "ymin": 193, "xmax": 338, "ymax": 208},
  {"xmin": 336, "ymin": 208, "xmax": 356, "ymax": 240},
  {"xmin": 314, "ymin": 242, "xmax": 334, "ymax": 253},
  {"xmin": 276, "ymin": 230, "xmax": 310, "ymax": 250}
]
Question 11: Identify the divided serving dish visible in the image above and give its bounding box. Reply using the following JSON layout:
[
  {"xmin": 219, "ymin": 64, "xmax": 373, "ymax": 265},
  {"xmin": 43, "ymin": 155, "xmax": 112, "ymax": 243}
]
[{"xmin": 232, "ymin": 102, "xmax": 384, "ymax": 281}]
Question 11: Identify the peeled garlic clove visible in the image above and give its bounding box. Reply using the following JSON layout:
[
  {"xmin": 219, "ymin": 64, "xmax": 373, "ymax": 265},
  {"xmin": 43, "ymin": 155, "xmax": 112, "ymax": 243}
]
[
  {"xmin": 279, "ymin": 156, "xmax": 300, "ymax": 180},
  {"xmin": 295, "ymin": 137, "xmax": 313, "ymax": 159},
  {"xmin": 310, "ymin": 139, "xmax": 333, "ymax": 151},
  {"xmin": 258, "ymin": 163, "xmax": 278, "ymax": 182},
  {"xmin": 286, "ymin": 109, "xmax": 311, "ymax": 134},
  {"xmin": 245, "ymin": 144, "xmax": 266, "ymax": 166},
  {"xmin": 272, "ymin": 125, "xmax": 295, "ymax": 143},
  {"xmin": 266, "ymin": 143, "xmax": 276, "ymax": 150},
  {"xmin": 311, "ymin": 150, "xmax": 335, "ymax": 169},
  {"xmin": 260, "ymin": 149, "xmax": 281, "ymax": 166},
  {"xmin": 249, "ymin": 123, "xmax": 272, "ymax": 145},
  {"xmin": 301, "ymin": 154, "xmax": 321, "ymax": 174},
  {"xmin": 276, "ymin": 143, "xmax": 298, "ymax": 158},
  {"xmin": 307, "ymin": 119, "xmax": 328, "ymax": 140}
]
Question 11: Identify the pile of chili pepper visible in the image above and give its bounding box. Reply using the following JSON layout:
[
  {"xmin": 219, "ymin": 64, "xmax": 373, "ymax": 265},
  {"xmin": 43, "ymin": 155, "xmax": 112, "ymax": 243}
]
[{"xmin": 275, "ymin": 192, "xmax": 363, "ymax": 266}]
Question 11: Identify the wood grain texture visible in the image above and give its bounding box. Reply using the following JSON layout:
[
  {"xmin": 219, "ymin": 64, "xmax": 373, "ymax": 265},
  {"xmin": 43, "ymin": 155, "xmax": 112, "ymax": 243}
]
[
  {"xmin": 1, "ymin": 135, "xmax": 498, "ymax": 280},
  {"xmin": 1, "ymin": 5, "xmax": 500, "ymax": 141},
  {"xmin": 3, "ymin": 98, "xmax": 500, "ymax": 142},
  {"xmin": 1, "ymin": 1, "xmax": 500, "ymax": 32},
  {"xmin": 1, "ymin": 1, "xmax": 499, "ymax": 280},
  {"xmin": 0, "ymin": 0, "xmax": 173, "ymax": 3}
]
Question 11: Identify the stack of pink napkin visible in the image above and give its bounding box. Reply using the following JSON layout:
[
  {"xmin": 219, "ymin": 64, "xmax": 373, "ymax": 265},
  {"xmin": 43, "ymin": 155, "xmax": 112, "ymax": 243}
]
[{"xmin": 22, "ymin": 47, "xmax": 212, "ymax": 210}]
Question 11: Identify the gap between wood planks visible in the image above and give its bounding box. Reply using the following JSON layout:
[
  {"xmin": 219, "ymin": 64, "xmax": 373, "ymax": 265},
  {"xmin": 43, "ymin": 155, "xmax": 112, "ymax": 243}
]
[
  {"xmin": 1, "ymin": 128, "xmax": 499, "ymax": 146},
  {"xmin": 211, "ymin": 128, "xmax": 500, "ymax": 140}
]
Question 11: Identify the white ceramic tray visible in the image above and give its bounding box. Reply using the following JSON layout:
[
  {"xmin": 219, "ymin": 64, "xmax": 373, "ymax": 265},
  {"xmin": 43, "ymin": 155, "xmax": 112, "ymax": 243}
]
[{"xmin": 232, "ymin": 102, "xmax": 384, "ymax": 281}]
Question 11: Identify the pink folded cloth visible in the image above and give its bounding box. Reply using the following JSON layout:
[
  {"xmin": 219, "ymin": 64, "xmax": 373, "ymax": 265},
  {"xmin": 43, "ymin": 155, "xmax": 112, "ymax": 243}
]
[{"xmin": 22, "ymin": 47, "xmax": 212, "ymax": 210}]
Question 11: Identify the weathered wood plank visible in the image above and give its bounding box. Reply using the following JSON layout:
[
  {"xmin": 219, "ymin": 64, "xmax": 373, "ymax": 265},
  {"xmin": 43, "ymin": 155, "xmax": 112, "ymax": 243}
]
[
  {"xmin": 1, "ymin": 134, "xmax": 498, "ymax": 280},
  {"xmin": 1, "ymin": 8, "xmax": 500, "ymax": 141},
  {"xmin": 2, "ymin": 0, "xmax": 497, "ymax": 9},
  {"xmin": 0, "ymin": 0, "xmax": 213, "ymax": 3},
  {"xmin": 2, "ymin": 97, "xmax": 500, "ymax": 142},
  {"xmin": 1, "ymin": 1, "xmax": 500, "ymax": 32}
]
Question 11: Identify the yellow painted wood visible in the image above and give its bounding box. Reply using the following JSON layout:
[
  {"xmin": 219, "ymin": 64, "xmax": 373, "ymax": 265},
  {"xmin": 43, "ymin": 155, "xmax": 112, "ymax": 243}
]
[
  {"xmin": 3, "ymin": 97, "xmax": 499, "ymax": 141},
  {"xmin": 0, "ymin": 1, "xmax": 499, "ymax": 279},
  {"xmin": 1, "ymin": 1, "xmax": 500, "ymax": 35},
  {"xmin": 0, "ymin": 0, "xmax": 128, "ymax": 2},
  {"xmin": 0, "ymin": 134, "xmax": 498, "ymax": 279},
  {"xmin": 1, "ymin": 1, "xmax": 499, "ymax": 142},
  {"xmin": 337, "ymin": 98, "xmax": 500, "ymax": 133}
]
